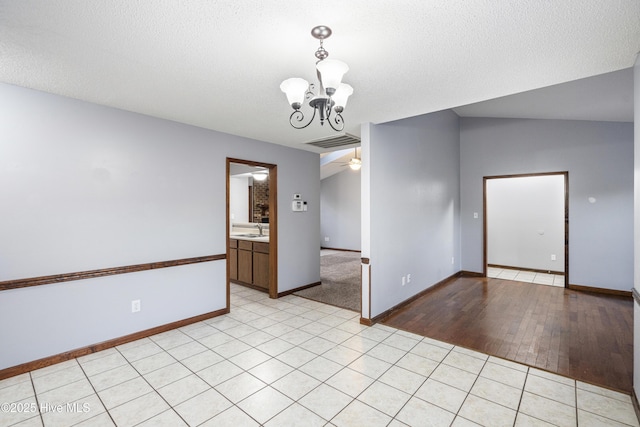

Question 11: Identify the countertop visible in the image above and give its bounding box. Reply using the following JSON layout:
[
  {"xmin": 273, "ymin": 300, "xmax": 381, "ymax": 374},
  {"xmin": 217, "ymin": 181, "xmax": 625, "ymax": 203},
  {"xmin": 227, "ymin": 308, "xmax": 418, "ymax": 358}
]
[{"xmin": 230, "ymin": 233, "xmax": 269, "ymax": 243}]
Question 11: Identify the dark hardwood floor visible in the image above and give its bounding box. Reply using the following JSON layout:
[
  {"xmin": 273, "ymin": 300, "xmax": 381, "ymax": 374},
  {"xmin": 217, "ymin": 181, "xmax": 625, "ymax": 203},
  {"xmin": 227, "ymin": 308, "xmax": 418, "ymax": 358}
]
[{"xmin": 382, "ymin": 276, "xmax": 634, "ymax": 393}]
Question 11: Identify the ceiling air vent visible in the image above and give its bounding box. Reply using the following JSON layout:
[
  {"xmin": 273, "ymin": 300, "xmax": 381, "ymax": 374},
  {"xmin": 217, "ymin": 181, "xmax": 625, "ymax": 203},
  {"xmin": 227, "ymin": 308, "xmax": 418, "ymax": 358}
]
[{"xmin": 305, "ymin": 133, "xmax": 360, "ymax": 150}]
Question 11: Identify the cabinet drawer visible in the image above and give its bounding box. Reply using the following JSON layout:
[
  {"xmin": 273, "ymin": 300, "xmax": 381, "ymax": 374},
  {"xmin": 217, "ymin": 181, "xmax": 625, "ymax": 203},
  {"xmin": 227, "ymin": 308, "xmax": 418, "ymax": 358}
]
[
  {"xmin": 253, "ymin": 242, "xmax": 269, "ymax": 254},
  {"xmin": 229, "ymin": 239, "xmax": 238, "ymax": 248},
  {"xmin": 238, "ymin": 240, "xmax": 253, "ymax": 251}
]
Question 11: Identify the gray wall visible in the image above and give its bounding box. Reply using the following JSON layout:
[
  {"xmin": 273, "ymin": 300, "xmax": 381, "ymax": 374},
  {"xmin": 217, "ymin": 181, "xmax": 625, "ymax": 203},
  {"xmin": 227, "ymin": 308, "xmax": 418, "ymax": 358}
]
[
  {"xmin": 0, "ymin": 83, "xmax": 320, "ymax": 370},
  {"xmin": 364, "ymin": 110, "xmax": 461, "ymax": 318},
  {"xmin": 460, "ymin": 117, "xmax": 633, "ymax": 291},
  {"xmin": 487, "ymin": 175, "xmax": 565, "ymax": 271},
  {"xmin": 320, "ymin": 169, "xmax": 361, "ymax": 251}
]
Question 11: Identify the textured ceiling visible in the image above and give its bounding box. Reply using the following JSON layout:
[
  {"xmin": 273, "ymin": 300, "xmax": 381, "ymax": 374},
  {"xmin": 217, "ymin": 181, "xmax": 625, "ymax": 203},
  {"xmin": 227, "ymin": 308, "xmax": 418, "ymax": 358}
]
[{"xmin": 1, "ymin": 1, "xmax": 638, "ymax": 153}]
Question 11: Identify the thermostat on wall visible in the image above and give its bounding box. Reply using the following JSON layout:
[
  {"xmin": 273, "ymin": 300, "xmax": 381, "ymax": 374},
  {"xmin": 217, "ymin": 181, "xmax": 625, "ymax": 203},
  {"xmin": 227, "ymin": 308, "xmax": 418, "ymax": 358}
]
[{"xmin": 292, "ymin": 200, "xmax": 304, "ymax": 211}]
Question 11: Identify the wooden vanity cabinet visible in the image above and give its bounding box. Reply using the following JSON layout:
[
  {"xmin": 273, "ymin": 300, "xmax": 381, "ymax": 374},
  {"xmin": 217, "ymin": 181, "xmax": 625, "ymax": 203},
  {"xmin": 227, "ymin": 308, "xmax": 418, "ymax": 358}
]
[{"xmin": 230, "ymin": 238, "xmax": 269, "ymax": 290}]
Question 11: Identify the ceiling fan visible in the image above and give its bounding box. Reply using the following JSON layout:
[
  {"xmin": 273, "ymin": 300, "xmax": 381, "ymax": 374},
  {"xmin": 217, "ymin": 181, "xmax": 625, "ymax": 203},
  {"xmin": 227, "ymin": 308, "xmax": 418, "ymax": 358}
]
[{"xmin": 341, "ymin": 148, "xmax": 361, "ymax": 170}]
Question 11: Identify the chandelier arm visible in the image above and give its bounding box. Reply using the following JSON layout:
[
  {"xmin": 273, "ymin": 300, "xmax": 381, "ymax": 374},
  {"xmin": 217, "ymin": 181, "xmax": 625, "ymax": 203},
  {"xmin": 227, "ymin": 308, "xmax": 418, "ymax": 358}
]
[
  {"xmin": 327, "ymin": 112, "xmax": 345, "ymax": 132},
  {"xmin": 305, "ymin": 84, "xmax": 315, "ymax": 101},
  {"xmin": 289, "ymin": 107, "xmax": 317, "ymax": 130}
]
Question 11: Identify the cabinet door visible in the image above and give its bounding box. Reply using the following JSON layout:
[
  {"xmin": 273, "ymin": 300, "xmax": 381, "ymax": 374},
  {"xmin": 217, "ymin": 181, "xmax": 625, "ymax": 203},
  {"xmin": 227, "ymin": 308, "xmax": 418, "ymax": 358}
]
[
  {"xmin": 238, "ymin": 249, "xmax": 253, "ymax": 284},
  {"xmin": 253, "ymin": 251, "xmax": 269, "ymax": 289},
  {"xmin": 229, "ymin": 248, "xmax": 238, "ymax": 280}
]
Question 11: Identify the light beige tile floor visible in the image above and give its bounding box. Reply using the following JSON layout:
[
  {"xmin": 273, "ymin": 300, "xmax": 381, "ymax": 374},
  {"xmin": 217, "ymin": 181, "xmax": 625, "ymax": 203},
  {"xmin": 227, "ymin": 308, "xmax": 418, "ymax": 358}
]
[
  {"xmin": 487, "ymin": 266, "xmax": 565, "ymax": 287},
  {"xmin": 1, "ymin": 283, "xmax": 638, "ymax": 426}
]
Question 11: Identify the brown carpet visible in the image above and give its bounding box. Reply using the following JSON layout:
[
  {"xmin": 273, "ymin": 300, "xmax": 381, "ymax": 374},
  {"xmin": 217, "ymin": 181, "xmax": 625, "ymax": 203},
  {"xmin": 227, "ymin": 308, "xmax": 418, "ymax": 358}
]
[{"xmin": 294, "ymin": 252, "xmax": 361, "ymax": 312}]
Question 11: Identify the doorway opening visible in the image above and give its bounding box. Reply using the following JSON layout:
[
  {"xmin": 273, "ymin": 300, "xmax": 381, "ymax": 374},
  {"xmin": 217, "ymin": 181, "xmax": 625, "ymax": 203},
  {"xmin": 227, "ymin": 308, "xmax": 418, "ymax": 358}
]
[
  {"xmin": 483, "ymin": 172, "xmax": 568, "ymax": 287},
  {"xmin": 226, "ymin": 158, "xmax": 278, "ymax": 306}
]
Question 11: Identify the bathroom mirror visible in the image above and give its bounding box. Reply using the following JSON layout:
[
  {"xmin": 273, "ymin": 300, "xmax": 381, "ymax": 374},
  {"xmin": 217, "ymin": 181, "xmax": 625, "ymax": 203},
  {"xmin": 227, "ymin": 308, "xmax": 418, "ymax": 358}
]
[{"xmin": 229, "ymin": 163, "xmax": 270, "ymax": 226}]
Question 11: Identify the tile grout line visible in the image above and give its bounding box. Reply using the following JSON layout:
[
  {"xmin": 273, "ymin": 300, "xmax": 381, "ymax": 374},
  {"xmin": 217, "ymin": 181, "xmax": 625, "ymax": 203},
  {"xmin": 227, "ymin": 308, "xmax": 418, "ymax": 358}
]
[
  {"xmin": 152, "ymin": 330, "xmax": 268, "ymax": 427},
  {"xmin": 31, "ymin": 360, "xmax": 99, "ymax": 426},
  {"xmin": 307, "ymin": 312, "xmax": 499, "ymax": 423},
  {"xmin": 512, "ymin": 368, "xmax": 529, "ymax": 427},
  {"xmin": 112, "ymin": 344, "xmax": 195, "ymax": 427},
  {"xmin": 28, "ymin": 372, "xmax": 44, "ymax": 427},
  {"xmin": 75, "ymin": 358, "xmax": 116, "ymax": 427},
  {"xmin": 226, "ymin": 302, "xmax": 415, "ymax": 424},
  {"xmin": 152, "ymin": 330, "xmax": 276, "ymax": 427},
  {"xmin": 236, "ymin": 301, "xmax": 360, "ymax": 425},
  {"xmin": 575, "ymin": 388, "xmax": 639, "ymax": 427},
  {"xmin": 257, "ymin": 306, "xmax": 356, "ymax": 423},
  {"xmin": 326, "ymin": 332, "xmax": 426, "ymax": 423},
  {"xmin": 575, "ymin": 380, "xmax": 579, "ymax": 427},
  {"xmin": 316, "ymin": 331, "xmax": 421, "ymax": 424},
  {"xmin": 375, "ymin": 341, "xmax": 457, "ymax": 424},
  {"xmin": 173, "ymin": 327, "xmax": 270, "ymax": 426},
  {"xmin": 238, "ymin": 305, "xmax": 328, "ymax": 425},
  {"xmin": 452, "ymin": 348, "xmax": 488, "ymax": 425},
  {"xmin": 205, "ymin": 299, "xmax": 347, "ymax": 425}
]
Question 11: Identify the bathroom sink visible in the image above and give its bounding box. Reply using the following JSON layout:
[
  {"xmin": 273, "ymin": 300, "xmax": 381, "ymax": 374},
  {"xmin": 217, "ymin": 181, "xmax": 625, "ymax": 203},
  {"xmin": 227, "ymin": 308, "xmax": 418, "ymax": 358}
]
[{"xmin": 236, "ymin": 234, "xmax": 262, "ymax": 238}]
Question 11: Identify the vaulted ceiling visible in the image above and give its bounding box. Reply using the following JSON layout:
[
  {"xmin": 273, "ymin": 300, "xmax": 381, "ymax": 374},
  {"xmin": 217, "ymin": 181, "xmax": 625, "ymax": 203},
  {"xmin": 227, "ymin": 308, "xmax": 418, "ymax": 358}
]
[{"xmin": 1, "ymin": 1, "xmax": 638, "ymax": 153}]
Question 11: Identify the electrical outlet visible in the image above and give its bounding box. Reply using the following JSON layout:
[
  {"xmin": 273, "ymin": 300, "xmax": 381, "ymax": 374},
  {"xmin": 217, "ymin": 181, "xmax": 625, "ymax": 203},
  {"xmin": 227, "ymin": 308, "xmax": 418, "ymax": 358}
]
[
  {"xmin": 407, "ymin": 274, "xmax": 411, "ymax": 283},
  {"xmin": 402, "ymin": 276, "xmax": 406, "ymax": 286},
  {"xmin": 473, "ymin": 212, "xmax": 478, "ymax": 219},
  {"xmin": 324, "ymin": 237, "xmax": 330, "ymax": 242},
  {"xmin": 551, "ymin": 254, "xmax": 557, "ymax": 261},
  {"xmin": 131, "ymin": 300, "xmax": 141, "ymax": 313},
  {"xmin": 451, "ymin": 257, "xmax": 455, "ymax": 264}
]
